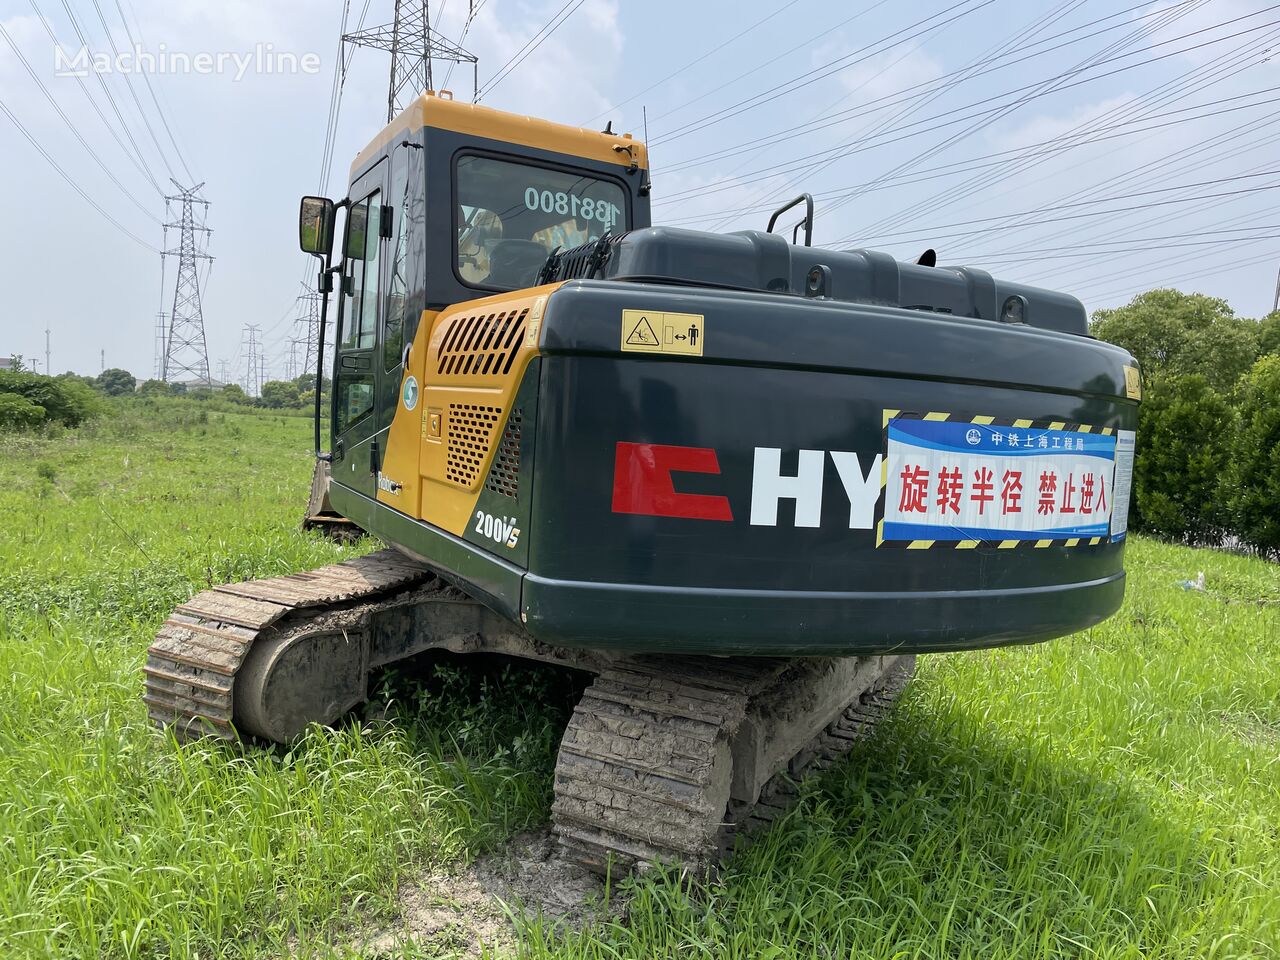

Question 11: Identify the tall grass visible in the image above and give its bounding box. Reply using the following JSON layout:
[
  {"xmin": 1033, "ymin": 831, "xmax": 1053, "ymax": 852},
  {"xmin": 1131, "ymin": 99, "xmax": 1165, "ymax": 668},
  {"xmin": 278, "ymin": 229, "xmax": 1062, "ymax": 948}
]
[
  {"xmin": 0, "ymin": 406, "xmax": 1276, "ymax": 958},
  {"xmin": 0, "ymin": 408, "xmax": 568, "ymax": 958}
]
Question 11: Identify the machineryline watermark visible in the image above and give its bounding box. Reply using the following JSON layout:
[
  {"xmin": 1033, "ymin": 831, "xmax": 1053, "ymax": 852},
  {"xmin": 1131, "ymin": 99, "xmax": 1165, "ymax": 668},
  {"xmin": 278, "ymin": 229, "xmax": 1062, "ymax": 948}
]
[{"xmin": 55, "ymin": 43, "xmax": 322, "ymax": 81}]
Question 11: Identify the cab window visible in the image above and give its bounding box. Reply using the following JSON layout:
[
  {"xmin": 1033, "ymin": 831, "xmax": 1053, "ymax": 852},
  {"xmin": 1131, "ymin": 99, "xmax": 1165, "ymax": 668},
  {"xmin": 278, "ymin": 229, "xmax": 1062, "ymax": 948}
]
[
  {"xmin": 384, "ymin": 155, "xmax": 411, "ymax": 372},
  {"xmin": 341, "ymin": 194, "xmax": 380, "ymax": 351},
  {"xmin": 335, "ymin": 191, "xmax": 380, "ymax": 433},
  {"xmin": 455, "ymin": 155, "xmax": 628, "ymax": 290}
]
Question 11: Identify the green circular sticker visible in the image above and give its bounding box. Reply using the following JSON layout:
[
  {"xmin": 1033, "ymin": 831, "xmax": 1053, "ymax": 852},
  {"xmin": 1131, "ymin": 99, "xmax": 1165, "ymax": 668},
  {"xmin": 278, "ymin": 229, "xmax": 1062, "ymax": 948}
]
[{"xmin": 402, "ymin": 376, "xmax": 419, "ymax": 411}]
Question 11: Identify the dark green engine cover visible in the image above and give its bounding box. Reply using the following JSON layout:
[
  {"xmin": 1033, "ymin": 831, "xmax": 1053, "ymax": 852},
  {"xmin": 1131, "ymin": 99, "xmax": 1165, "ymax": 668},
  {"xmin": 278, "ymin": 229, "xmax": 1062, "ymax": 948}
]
[
  {"xmin": 514, "ymin": 279, "xmax": 1137, "ymax": 655},
  {"xmin": 335, "ymin": 273, "xmax": 1138, "ymax": 656}
]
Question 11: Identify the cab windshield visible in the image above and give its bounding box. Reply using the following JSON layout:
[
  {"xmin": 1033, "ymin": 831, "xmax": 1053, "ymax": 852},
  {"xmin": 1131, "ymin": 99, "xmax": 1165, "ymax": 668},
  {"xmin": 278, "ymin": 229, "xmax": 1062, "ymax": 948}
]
[{"xmin": 456, "ymin": 155, "xmax": 628, "ymax": 289}]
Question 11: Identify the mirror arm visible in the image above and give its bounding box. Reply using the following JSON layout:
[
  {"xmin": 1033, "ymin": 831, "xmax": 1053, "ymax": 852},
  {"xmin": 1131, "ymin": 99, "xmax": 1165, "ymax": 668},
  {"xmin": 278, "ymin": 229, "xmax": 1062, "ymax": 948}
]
[{"xmin": 313, "ymin": 261, "xmax": 336, "ymax": 462}]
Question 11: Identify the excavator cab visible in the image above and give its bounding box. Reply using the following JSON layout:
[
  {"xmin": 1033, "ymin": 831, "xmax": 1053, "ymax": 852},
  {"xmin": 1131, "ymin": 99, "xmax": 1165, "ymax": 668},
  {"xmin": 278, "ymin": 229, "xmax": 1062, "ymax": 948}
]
[{"xmin": 299, "ymin": 91, "xmax": 650, "ymax": 532}]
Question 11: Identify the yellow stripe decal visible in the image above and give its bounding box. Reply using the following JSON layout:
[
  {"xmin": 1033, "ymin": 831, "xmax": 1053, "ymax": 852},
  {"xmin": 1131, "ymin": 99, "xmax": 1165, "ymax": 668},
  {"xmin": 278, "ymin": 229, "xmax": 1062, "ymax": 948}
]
[
  {"xmin": 999, "ymin": 540, "xmax": 1019, "ymax": 549},
  {"xmin": 1101, "ymin": 427, "xmax": 1114, "ymax": 436},
  {"xmin": 876, "ymin": 519, "xmax": 884, "ymax": 547},
  {"xmin": 1089, "ymin": 536, "xmax": 1102, "ymax": 545},
  {"xmin": 1036, "ymin": 539, "xmax": 1052, "ymax": 548},
  {"xmin": 1013, "ymin": 418, "xmax": 1033, "ymax": 428},
  {"xmin": 1065, "ymin": 538, "xmax": 1080, "ymax": 547},
  {"xmin": 883, "ymin": 408, "xmax": 901, "ymax": 428},
  {"xmin": 1048, "ymin": 421, "xmax": 1066, "ymax": 431},
  {"xmin": 924, "ymin": 412, "xmax": 950, "ymax": 422},
  {"xmin": 956, "ymin": 540, "xmax": 979, "ymax": 549},
  {"xmin": 907, "ymin": 540, "xmax": 934, "ymax": 549},
  {"xmin": 1078, "ymin": 425, "xmax": 1092, "ymax": 433},
  {"xmin": 971, "ymin": 415, "xmax": 995, "ymax": 425}
]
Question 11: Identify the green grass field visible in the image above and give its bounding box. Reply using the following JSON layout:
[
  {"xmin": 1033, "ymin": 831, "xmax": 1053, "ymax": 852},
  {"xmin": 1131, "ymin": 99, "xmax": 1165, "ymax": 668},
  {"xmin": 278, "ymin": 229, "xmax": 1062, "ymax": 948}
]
[{"xmin": 0, "ymin": 402, "xmax": 1277, "ymax": 959}]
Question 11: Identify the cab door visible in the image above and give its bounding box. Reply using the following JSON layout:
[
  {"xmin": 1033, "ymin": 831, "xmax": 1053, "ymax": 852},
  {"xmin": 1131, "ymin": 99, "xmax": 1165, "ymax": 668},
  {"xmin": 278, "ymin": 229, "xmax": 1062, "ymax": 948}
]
[
  {"xmin": 331, "ymin": 160, "xmax": 387, "ymax": 500},
  {"xmin": 376, "ymin": 143, "xmax": 418, "ymax": 453}
]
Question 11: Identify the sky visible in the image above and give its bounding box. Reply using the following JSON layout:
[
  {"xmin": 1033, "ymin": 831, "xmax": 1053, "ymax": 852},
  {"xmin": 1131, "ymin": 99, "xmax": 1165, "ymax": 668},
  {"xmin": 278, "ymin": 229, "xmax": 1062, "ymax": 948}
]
[{"xmin": 0, "ymin": 0, "xmax": 1277, "ymax": 382}]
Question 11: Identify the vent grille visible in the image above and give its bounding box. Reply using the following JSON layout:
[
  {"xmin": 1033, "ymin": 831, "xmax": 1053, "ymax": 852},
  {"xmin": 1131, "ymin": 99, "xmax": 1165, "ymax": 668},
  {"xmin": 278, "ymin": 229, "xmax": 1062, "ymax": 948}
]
[
  {"xmin": 446, "ymin": 404, "xmax": 503, "ymax": 489},
  {"xmin": 437, "ymin": 308, "xmax": 529, "ymax": 378},
  {"xmin": 538, "ymin": 233, "xmax": 621, "ymax": 283},
  {"xmin": 485, "ymin": 409, "xmax": 522, "ymax": 499}
]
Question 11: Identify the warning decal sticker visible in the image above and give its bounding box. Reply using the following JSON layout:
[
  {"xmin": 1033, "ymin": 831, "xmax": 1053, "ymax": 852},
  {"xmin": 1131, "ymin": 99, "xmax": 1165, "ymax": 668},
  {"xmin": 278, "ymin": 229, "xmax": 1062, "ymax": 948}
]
[
  {"xmin": 620, "ymin": 309, "xmax": 704, "ymax": 356},
  {"xmin": 877, "ymin": 411, "xmax": 1128, "ymax": 549}
]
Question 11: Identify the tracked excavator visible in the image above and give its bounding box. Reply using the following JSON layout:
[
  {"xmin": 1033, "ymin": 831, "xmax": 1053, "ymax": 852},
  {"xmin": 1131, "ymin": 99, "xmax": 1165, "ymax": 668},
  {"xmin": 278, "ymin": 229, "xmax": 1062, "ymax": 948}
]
[{"xmin": 146, "ymin": 92, "xmax": 1142, "ymax": 873}]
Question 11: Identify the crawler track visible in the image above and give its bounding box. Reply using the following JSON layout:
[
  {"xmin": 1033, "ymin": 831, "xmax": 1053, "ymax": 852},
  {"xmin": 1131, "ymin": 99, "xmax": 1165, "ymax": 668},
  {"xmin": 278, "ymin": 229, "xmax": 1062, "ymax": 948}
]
[
  {"xmin": 143, "ymin": 550, "xmax": 429, "ymax": 741},
  {"xmin": 554, "ymin": 655, "xmax": 915, "ymax": 873},
  {"xmin": 145, "ymin": 551, "xmax": 915, "ymax": 874}
]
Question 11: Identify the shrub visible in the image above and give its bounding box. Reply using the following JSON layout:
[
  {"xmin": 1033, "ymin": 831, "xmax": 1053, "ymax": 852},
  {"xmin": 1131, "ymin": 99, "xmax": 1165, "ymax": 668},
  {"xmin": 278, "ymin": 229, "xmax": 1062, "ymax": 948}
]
[
  {"xmin": 1092, "ymin": 289, "xmax": 1259, "ymax": 393},
  {"xmin": 1131, "ymin": 374, "xmax": 1235, "ymax": 542},
  {"xmin": 1226, "ymin": 355, "xmax": 1280, "ymax": 556},
  {"xmin": 1258, "ymin": 310, "xmax": 1280, "ymax": 358},
  {"xmin": 95, "ymin": 368, "xmax": 137, "ymax": 396},
  {"xmin": 0, "ymin": 370, "xmax": 101, "ymax": 427},
  {"xmin": 259, "ymin": 380, "xmax": 302, "ymax": 409},
  {"xmin": 0, "ymin": 393, "xmax": 46, "ymax": 430}
]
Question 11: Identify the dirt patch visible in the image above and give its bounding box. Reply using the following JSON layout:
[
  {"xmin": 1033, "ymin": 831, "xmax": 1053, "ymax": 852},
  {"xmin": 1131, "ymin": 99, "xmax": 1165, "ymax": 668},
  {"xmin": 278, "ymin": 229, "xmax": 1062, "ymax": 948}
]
[
  {"xmin": 472, "ymin": 829, "xmax": 619, "ymax": 929},
  {"xmin": 349, "ymin": 868, "xmax": 514, "ymax": 958},
  {"xmin": 345, "ymin": 829, "xmax": 615, "ymax": 957}
]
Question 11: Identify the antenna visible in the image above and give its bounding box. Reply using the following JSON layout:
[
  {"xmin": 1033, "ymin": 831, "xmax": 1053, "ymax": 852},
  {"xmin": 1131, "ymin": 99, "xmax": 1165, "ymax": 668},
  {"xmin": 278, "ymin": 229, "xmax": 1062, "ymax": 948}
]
[{"xmin": 642, "ymin": 105, "xmax": 652, "ymax": 196}]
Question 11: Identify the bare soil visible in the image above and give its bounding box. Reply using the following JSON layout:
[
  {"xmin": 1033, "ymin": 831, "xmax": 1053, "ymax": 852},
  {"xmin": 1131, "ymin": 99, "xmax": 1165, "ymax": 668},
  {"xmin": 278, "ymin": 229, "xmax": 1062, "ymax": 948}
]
[{"xmin": 345, "ymin": 829, "xmax": 615, "ymax": 957}]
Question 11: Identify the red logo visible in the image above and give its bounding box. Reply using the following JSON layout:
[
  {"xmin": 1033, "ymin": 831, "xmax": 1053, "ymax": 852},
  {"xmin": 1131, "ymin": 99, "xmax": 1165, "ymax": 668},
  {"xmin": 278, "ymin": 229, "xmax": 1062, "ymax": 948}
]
[{"xmin": 611, "ymin": 442, "xmax": 734, "ymax": 521}]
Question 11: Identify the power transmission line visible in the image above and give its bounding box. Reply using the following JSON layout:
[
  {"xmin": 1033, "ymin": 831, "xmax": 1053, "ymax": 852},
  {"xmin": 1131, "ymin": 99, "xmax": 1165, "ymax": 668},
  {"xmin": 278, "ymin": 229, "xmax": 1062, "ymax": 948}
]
[
  {"xmin": 440, "ymin": 0, "xmax": 489, "ymax": 91},
  {"xmin": 0, "ymin": 94, "xmax": 157, "ymax": 250},
  {"xmin": 849, "ymin": 170, "xmax": 1280, "ymax": 247},
  {"xmin": 943, "ymin": 103, "xmax": 1280, "ymax": 269},
  {"xmin": 581, "ymin": 0, "xmax": 811, "ymax": 125},
  {"xmin": 27, "ymin": 0, "xmax": 163, "ymax": 193},
  {"xmin": 84, "ymin": 0, "xmax": 179, "ymax": 180},
  {"xmin": 1082, "ymin": 245, "xmax": 1280, "ymax": 306},
  {"xmin": 108, "ymin": 0, "xmax": 195, "ymax": 182},
  {"xmin": 660, "ymin": 88, "xmax": 1280, "ymax": 225},
  {"xmin": 55, "ymin": 0, "xmax": 162, "ymax": 192},
  {"xmin": 651, "ymin": 0, "xmax": 995, "ymax": 146},
  {"xmin": 849, "ymin": 5, "xmax": 1273, "ymax": 244},
  {"xmin": 658, "ymin": 0, "xmax": 1189, "ymax": 176},
  {"xmin": 657, "ymin": 7, "xmax": 1279, "ymax": 207},
  {"xmin": 699, "ymin": 0, "xmax": 1093, "ymax": 234},
  {"xmin": 824, "ymin": 0, "xmax": 1214, "ymax": 234},
  {"xmin": 343, "ymin": 0, "xmax": 478, "ymax": 122},
  {"xmin": 0, "ymin": 19, "xmax": 159, "ymax": 224},
  {"xmin": 477, "ymin": 0, "xmax": 582, "ymax": 101},
  {"xmin": 919, "ymin": 29, "xmax": 1280, "ymax": 252}
]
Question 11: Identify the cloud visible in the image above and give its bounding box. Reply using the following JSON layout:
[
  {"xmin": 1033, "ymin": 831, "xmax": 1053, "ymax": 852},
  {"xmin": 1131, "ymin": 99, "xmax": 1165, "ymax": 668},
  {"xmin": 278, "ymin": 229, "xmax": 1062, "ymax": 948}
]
[
  {"xmin": 469, "ymin": 0, "xmax": 622, "ymax": 126},
  {"xmin": 832, "ymin": 45, "xmax": 945, "ymax": 108}
]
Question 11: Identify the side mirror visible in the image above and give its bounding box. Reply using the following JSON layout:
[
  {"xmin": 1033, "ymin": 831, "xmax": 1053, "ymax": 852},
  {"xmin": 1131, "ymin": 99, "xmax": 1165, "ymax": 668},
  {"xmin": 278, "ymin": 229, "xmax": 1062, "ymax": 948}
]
[{"xmin": 299, "ymin": 196, "xmax": 335, "ymax": 257}]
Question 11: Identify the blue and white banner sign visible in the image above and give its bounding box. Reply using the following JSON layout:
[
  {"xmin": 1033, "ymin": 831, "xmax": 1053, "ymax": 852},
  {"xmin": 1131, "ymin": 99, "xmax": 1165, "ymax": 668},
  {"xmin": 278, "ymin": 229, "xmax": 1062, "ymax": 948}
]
[{"xmin": 881, "ymin": 414, "xmax": 1132, "ymax": 546}]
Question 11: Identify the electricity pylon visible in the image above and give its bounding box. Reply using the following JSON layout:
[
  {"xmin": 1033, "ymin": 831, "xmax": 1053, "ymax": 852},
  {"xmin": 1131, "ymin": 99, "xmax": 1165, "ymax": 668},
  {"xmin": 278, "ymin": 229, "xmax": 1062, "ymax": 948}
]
[
  {"xmin": 343, "ymin": 0, "xmax": 478, "ymax": 122},
  {"xmin": 162, "ymin": 180, "xmax": 213, "ymax": 384}
]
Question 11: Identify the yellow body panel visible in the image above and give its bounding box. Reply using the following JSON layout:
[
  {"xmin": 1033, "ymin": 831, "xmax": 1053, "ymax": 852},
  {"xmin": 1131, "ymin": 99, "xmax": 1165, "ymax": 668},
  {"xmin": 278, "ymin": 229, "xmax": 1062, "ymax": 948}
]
[
  {"xmin": 375, "ymin": 309, "xmax": 439, "ymax": 517},
  {"xmin": 350, "ymin": 92, "xmax": 648, "ymax": 179},
  {"xmin": 378, "ymin": 285, "xmax": 562, "ymax": 537}
]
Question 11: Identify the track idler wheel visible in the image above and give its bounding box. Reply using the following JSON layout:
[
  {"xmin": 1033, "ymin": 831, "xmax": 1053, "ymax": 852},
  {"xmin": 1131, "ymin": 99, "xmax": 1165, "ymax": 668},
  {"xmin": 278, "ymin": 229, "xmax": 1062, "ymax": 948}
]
[{"xmin": 232, "ymin": 619, "xmax": 371, "ymax": 742}]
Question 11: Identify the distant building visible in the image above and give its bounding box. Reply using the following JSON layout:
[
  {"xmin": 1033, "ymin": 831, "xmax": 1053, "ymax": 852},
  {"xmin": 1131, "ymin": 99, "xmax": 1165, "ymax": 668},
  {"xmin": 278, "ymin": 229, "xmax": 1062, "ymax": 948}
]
[
  {"xmin": 173, "ymin": 377, "xmax": 228, "ymax": 390},
  {"xmin": 0, "ymin": 356, "xmax": 17, "ymax": 371}
]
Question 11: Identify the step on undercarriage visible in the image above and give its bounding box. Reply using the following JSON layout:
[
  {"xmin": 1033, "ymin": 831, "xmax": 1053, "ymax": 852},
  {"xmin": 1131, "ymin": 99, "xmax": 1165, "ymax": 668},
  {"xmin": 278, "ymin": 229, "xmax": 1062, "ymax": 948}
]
[{"xmin": 144, "ymin": 550, "xmax": 914, "ymax": 872}]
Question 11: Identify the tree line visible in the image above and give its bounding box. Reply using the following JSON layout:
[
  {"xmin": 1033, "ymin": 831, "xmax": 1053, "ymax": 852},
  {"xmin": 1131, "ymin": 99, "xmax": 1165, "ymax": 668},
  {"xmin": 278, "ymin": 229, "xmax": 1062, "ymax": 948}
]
[
  {"xmin": 0, "ymin": 361, "xmax": 328, "ymax": 431},
  {"xmin": 1092, "ymin": 289, "xmax": 1280, "ymax": 557}
]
